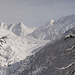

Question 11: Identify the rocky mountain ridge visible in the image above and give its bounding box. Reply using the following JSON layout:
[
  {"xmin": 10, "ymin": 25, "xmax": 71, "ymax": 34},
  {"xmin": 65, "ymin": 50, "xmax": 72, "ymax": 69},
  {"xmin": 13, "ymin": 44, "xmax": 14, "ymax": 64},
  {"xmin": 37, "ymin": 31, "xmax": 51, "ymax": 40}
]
[{"xmin": 29, "ymin": 14, "xmax": 75, "ymax": 41}]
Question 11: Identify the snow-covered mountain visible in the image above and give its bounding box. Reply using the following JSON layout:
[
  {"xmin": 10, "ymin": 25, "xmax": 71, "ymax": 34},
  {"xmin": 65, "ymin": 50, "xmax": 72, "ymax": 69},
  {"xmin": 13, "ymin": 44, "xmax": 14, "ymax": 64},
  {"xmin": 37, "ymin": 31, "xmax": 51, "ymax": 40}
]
[
  {"xmin": 0, "ymin": 28, "xmax": 35, "ymax": 75},
  {"xmin": 0, "ymin": 28, "xmax": 36, "ymax": 65},
  {"xmin": 0, "ymin": 27, "xmax": 49, "ymax": 75},
  {"xmin": 1, "ymin": 14, "xmax": 75, "ymax": 75},
  {"xmin": 8, "ymin": 22, "xmax": 36, "ymax": 36},
  {"xmin": 13, "ymin": 27, "xmax": 75, "ymax": 75},
  {"xmin": 28, "ymin": 14, "xmax": 75, "ymax": 41},
  {"xmin": 0, "ymin": 22, "xmax": 36, "ymax": 36}
]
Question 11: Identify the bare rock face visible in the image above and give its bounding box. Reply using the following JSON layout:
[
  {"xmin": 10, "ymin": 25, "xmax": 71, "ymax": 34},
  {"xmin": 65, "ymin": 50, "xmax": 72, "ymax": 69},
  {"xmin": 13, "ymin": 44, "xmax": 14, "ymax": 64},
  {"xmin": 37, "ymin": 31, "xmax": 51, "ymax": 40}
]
[{"xmin": 21, "ymin": 28, "xmax": 75, "ymax": 75}]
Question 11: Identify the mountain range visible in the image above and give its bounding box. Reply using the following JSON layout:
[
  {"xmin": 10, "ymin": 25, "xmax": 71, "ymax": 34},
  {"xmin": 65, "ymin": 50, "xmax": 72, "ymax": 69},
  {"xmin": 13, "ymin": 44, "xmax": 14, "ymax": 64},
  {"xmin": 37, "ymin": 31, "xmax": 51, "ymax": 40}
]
[
  {"xmin": 0, "ymin": 22, "xmax": 36, "ymax": 36},
  {"xmin": 0, "ymin": 14, "xmax": 75, "ymax": 75},
  {"xmin": 0, "ymin": 24, "xmax": 48, "ymax": 75},
  {"xmin": 0, "ymin": 28, "xmax": 37, "ymax": 75},
  {"xmin": 29, "ymin": 14, "xmax": 75, "ymax": 41}
]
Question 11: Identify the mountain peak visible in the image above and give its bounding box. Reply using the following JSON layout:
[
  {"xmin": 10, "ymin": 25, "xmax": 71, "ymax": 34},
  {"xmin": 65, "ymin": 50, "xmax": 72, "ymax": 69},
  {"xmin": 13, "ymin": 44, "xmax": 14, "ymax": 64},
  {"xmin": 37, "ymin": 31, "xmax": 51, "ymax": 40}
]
[
  {"xmin": 0, "ymin": 22, "xmax": 7, "ymax": 29},
  {"xmin": 50, "ymin": 19, "xmax": 54, "ymax": 25},
  {"xmin": 0, "ymin": 22, "xmax": 6, "ymax": 26},
  {"xmin": 17, "ymin": 22, "xmax": 26, "ymax": 27},
  {"xmin": 19, "ymin": 22, "xmax": 24, "ymax": 25}
]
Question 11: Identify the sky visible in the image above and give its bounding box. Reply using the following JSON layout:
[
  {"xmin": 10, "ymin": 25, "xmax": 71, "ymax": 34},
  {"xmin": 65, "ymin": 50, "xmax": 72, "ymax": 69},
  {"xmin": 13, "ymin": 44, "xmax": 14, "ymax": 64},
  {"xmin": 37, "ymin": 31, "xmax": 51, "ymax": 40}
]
[{"xmin": 0, "ymin": 0, "xmax": 75, "ymax": 27}]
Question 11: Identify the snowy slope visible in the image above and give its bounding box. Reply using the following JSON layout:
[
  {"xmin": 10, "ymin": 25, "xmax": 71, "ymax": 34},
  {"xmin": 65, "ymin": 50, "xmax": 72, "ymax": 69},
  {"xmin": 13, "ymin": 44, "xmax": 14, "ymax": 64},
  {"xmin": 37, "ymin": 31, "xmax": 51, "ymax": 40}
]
[
  {"xmin": 14, "ymin": 27, "xmax": 75, "ymax": 75},
  {"xmin": 28, "ymin": 14, "xmax": 75, "ymax": 40},
  {"xmin": 0, "ymin": 28, "xmax": 37, "ymax": 75},
  {"xmin": 0, "ymin": 28, "xmax": 37, "ymax": 66},
  {"xmin": 0, "ymin": 28, "xmax": 49, "ymax": 75}
]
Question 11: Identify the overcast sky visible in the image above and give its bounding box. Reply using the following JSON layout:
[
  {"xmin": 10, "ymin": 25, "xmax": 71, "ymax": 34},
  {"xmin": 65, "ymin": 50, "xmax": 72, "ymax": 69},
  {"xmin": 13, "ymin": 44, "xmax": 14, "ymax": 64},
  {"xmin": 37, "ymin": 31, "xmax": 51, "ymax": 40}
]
[{"xmin": 0, "ymin": 0, "xmax": 75, "ymax": 27}]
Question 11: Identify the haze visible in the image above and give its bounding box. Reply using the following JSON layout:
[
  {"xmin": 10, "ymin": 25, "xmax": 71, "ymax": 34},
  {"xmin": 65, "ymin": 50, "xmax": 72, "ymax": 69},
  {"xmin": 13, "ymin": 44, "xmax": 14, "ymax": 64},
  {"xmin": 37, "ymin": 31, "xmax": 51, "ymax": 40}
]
[{"xmin": 0, "ymin": 0, "xmax": 75, "ymax": 27}]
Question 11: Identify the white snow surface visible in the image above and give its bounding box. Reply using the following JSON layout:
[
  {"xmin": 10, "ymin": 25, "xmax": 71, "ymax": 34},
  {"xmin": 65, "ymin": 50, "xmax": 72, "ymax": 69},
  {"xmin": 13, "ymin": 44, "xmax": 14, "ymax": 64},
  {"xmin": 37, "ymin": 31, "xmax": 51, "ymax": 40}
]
[
  {"xmin": 0, "ymin": 28, "xmax": 49, "ymax": 75},
  {"xmin": 0, "ymin": 28, "xmax": 36, "ymax": 67}
]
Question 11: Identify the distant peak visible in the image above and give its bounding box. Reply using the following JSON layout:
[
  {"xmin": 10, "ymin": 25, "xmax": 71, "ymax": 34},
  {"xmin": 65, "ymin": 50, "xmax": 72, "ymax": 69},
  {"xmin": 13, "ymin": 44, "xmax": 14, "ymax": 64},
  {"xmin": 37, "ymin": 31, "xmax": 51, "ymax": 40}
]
[
  {"xmin": 50, "ymin": 19, "xmax": 54, "ymax": 25},
  {"xmin": 19, "ymin": 22, "xmax": 24, "ymax": 25},
  {"xmin": 18, "ymin": 22, "xmax": 26, "ymax": 27}
]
